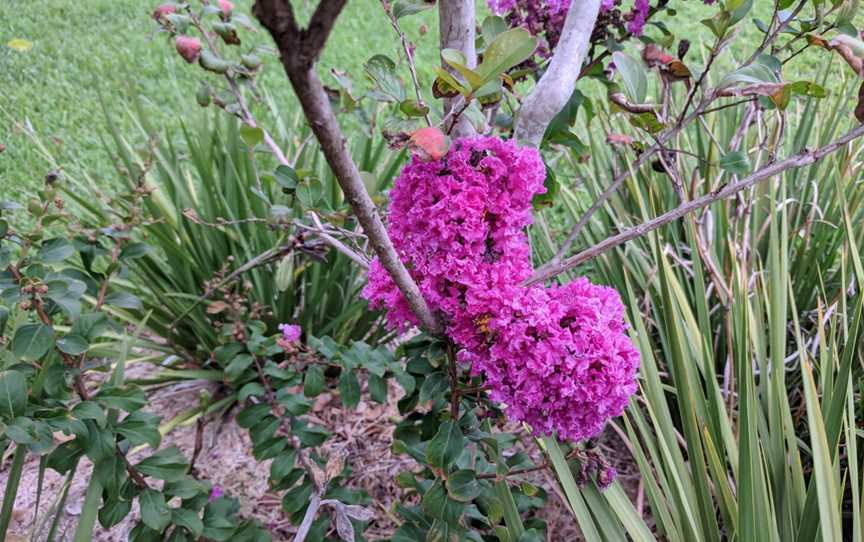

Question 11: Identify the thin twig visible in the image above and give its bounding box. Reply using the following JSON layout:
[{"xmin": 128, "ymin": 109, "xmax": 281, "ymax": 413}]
[
  {"xmin": 380, "ymin": 0, "xmax": 432, "ymax": 126},
  {"xmin": 527, "ymin": 123, "xmax": 864, "ymax": 284},
  {"xmin": 189, "ymin": 12, "xmax": 290, "ymax": 166}
]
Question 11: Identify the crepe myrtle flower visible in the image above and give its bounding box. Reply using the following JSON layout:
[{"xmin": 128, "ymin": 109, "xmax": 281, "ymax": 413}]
[
  {"xmin": 365, "ymin": 136, "xmax": 640, "ymax": 442},
  {"xmin": 277, "ymin": 323, "xmax": 302, "ymax": 350},
  {"xmin": 208, "ymin": 485, "xmax": 224, "ymax": 502}
]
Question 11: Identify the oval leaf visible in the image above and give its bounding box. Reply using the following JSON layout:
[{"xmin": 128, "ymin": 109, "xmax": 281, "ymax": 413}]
[{"xmin": 12, "ymin": 323, "xmax": 54, "ymax": 361}]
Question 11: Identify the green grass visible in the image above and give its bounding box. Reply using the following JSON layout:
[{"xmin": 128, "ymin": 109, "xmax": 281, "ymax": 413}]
[
  {"xmin": 0, "ymin": 0, "xmax": 836, "ymax": 201},
  {"xmin": 0, "ymin": 0, "xmax": 439, "ymax": 199}
]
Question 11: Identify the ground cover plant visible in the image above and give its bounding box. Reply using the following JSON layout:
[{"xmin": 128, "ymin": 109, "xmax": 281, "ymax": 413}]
[{"xmin": 2, "ymin": 0, "xmax": 864, "ymax": 540}]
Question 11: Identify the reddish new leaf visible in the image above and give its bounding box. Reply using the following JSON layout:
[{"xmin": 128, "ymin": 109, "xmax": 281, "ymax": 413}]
[{"xmin": 409, "ymin": 127, "xmax": 450, "ymax": 161}]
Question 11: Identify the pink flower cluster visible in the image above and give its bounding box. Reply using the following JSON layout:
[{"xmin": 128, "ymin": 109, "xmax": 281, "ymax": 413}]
[
  {"xmin": 489, "ymin": 0, "xmax": 715, "ymax": 52},
  {"xmin": 278, "ymin": 323, "xmax": 302, "ymax": 350},
  {"xmin": 364, "ymin": 136, "xmax": 639, "ymax": 442}
]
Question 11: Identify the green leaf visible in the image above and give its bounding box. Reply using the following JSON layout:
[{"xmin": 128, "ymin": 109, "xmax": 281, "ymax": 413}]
[
  {"xmin": 57, "ymin": 334, "xmax": 89, "ymax": 355},
  {"xmin": 270, "ymin": 449, "xmax": 298, "ymax": 483},
  {"xmin": 224, "ymin": 354, "xmax": 253, "ymax": 381},
  {"xmin": 392, "ymin": 0, "xmax": 435, "ymax": 19},
  {"xmin": 172, "ymin": 507, "xmax": 204, "ymax": 538},
  {"xmin": 421, "ymin": 480, "xmax": 465, "ymax": 524},
  {"xmin": 135, "ymin": 447, "xmax": 188, "ymax": 482},
  {"xmin": 801, "ymin": 361, "xmax": 842, "ymax": 541},
  {"xmin": 278, "ymin": 392, "xmax": 312, "ymax": 416},
  {"xmin": 139, "ymin": 489, "xmax": 172, "ymax": 532},
  {"xmin": 164, "ymin": 478, "xmax": 206, "ymax": 499},
  {"xmin": 426, "ymin": 421, "xmax": 465, "ymax": 469},
  {"xmin": 476, "ymin": 28, "xmax": 537, "ymax": 87},
  {"xmin": 119, "ymin": 242, "xmax": 153, "ymax": 261},
  {"xmin": 37, "ymin": 238, "xmax": 75, "ymax": 263},
  {"xmin": 611, "ymin": 51, "xmax": 647, "ymax": 104},
  {"xmin": 338, "ymin": 370, "xmax": 361, "ymax": 408},
  {"xmin": 296, "ymin": 178, "xmax": 324, "ymax": 208},
  {"xmin": 399, "ymin": 99, "xmax": 430, "ymax": 118},
  {"xmin": 0, "ymin": 370, "xmax": 27, "ymax": 419},
  {"xmin": 701, "ymin": 10, "xmax": 731, "ymax": 38},
  {"xmin": 274, "ymin": 165, "xmax": 299, "ymax": 190},
  {"xmin": 236, "ymin": 403, "xmax": 271, "ymax": 428},
  {"xmin": 98, "ymin": 497, "xmax": 132, "ymax": 528},
  {"xmin": 628, "ymin": 112, "xmax": 664, "ymax": 134},
  {"xmin": 786, "ymin": 80, "xmax": 827, "ymax": 98},
  {"xmin": 117, "ymin": 411, "xmax": 162, "ymax": 448},
  {"xmin": 0, "ymin": 306, "xmax": 9, "ymax": 336},
  {"xmin": 433, "ymin": 68, "xmax": 470, "ymax": 97},
  {"xmin": 12, "ymin": 323, "xmax": 54, "ymax": 361},
  {"xmin": 72, "ymin": 401, "xmax": 106, "ymax": 425},
  {"xmin": 728, "ymin": 0, "xmax": 753, "ymax": 26},
  {"xmin": 304, "ymin": 365, "xmax": 326, "ymax": 397},
  {"xmin": 442, "ymin": 49, "xmax": 484, "ymax": 89},
  {"xmin": 368, "ymin": 374, "xmax": 387, "ymax": 403},
  {"xmin": 719, "ymin": 150, "xmax": 751, "ymax": 176},
  {"xmin": 481, "ymin": 16, "xmax": 508, "ymax": 46},
  {"xmin": 249, "ymin": 416, "xmax": 280, "ymax": 443},
  {"xmin": 532, "ymin": 165, "xmax": 560, "ymax": 210},
  {"xmin": 95, "ymin": 386, "xmax": 147, "ymax": 412},
  {"xmin": 282, "ymin": 480, "xmax": 314, "ymax": 514},
  {"xmin": 447, "ymin": 469, "xmax": 481, "ymax": 502},
  {"xmin": 291, "ymin": 419, "xmax": 330, "ymax": 447},
  {"xmin": 239, "ymin": 125, "xmax": 264, "ymax": 148},
  {"xmin": 419, "ymin": 373, "xmax": 449, "ymax": 404},
  {"xmin": 719, "ymin": 57, "xmax": 780, "ymax": 88},
  {"xmin": 364, "ymin": 54, "xmax": 405, "ymax": 102},
  {"xmin": 104, "ymin": 291, "xmax": 143, "ymax": 309}
]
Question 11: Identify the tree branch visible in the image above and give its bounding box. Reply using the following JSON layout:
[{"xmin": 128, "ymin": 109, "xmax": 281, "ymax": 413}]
[
  {"xmin": 527, "ymin": 123, "xmax": 864, "ymax": 284},
  {"xmin": 439, "ymin": 0, "xmax": 477, "ymax": 138},
  {"xmin": 514, "ymin": 0, "xmax": 602, "ymax": 147},
  {"xmin": 254, "ymin": 1, "xmax": 441, "ymax": 334},
  {"xmin": 303, "ymin": 0, "xmax": 348, "ymax": 64}
]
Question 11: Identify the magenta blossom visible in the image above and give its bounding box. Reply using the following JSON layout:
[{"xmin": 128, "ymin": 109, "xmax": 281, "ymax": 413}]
[
  {"xmin": 364, "ymin": 136, "xmax": 639, "ymax": 442},
  {"xmin": 208, "ymin": 485, "xmax": 224, "ymax": 502},
  {"xmin": 277, "ymin": 324, "xmax": 302, "ymax": 350},
  {"xmin": 489, "ymin": 0, "xmax": 715, "ymax": 53}
]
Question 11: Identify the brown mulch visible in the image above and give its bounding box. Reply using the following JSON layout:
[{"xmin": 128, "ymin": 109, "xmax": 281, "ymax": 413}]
[{"xmin": 0, "ymin": 361, "xmax": 642, "ymax": 541}]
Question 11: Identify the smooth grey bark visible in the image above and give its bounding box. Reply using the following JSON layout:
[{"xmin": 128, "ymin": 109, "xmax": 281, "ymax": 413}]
[
  {"xmin": 439, "ymin": 0, "xmax": 477, "ymax": 138},
  {"xmin": 514, "ymin": 0, "xmax": 602, "ymax": 147}
]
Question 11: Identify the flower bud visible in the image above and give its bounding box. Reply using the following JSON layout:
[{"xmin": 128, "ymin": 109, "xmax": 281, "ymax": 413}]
[
  {"xmin": 175, "ymin": 35, "xmax": 202, "ymax": 63},
  {"xmin": 152, "ymin": 2, "xmax": 177, "ymax": 21},
  {"xmin": 218, "ymin": 0, "xmax": 234, "ymax": 18}
]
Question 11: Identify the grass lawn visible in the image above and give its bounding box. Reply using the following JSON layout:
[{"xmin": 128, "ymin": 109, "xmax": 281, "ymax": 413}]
[{"xmin": 0, "ymin": 0, "xmax": 826, "ymax": 202}]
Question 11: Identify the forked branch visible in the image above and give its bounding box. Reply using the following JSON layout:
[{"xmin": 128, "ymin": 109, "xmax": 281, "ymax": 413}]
[{"xmin": 254, "ymin": 0, "xmax": 441, "ymax": 333}]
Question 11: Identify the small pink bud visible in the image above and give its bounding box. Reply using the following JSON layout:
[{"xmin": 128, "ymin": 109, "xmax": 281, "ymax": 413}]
[
  {"xmin": 175, "ymin": 36, "xmax": 202, "ymax": 64},
  {"xmin": 152, "ymin": 3, "xmax": 176, "ymax": 21},
  {"xmin": 218, "ymin": 0, "xmax": 234, "ymax": 17}
]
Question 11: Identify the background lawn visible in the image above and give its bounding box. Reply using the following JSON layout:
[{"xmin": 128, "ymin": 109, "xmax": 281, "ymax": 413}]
[{"xmin": 0, "ymin": 0, "xmax": 824, "ymax": 202}]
